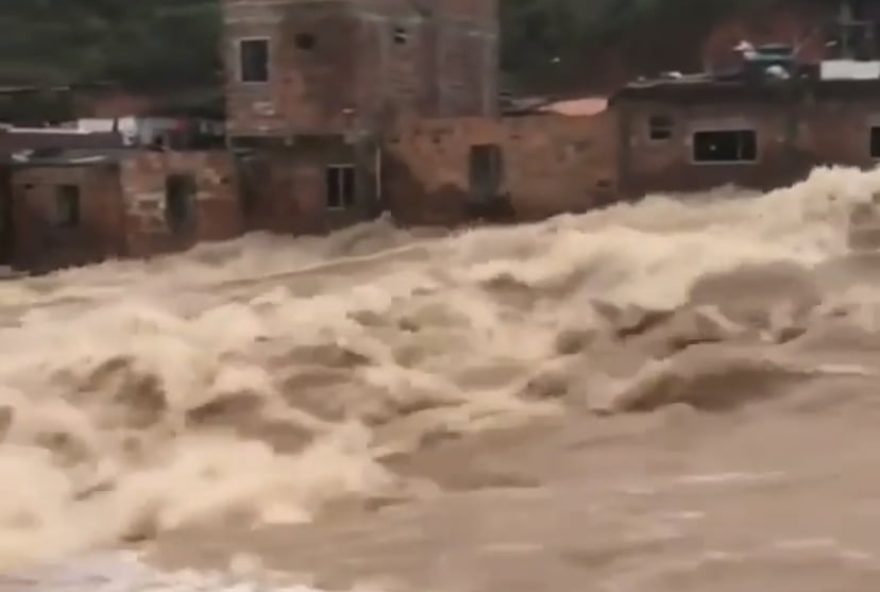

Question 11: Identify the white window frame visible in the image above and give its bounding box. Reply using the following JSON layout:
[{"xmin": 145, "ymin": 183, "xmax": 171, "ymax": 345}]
[
  {"xmin": 237, "ymin": 37, "xmax": 271, "ymax": 84},
  {"xmin": 690, "ymin": 128, "xmax": 759, "ymax": 166},
  {"xmin": 325, "ymin": 164, "xmax": 357, "ymax": 210}
]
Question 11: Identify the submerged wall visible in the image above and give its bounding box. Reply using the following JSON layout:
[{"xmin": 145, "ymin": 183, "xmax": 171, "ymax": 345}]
[{"xmin": 384, "ymin": 111, "xmax": 618, "ymax": 225}]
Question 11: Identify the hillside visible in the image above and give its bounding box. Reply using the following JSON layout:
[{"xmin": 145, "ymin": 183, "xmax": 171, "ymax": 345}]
[
  {"xmin": 0, "ymin": 0, "xmax": 220, "ymax": 88},
  {"xmin": 0, "ymin": 0, "xmax": 830, "ymax": 95}
]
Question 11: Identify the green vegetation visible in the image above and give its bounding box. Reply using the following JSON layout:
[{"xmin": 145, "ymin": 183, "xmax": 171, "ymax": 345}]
[
  {"xmin": 500, "ymin": 0, "xmax": 793, "ymax": 92},
  {"xmin": 0, "ymin": 0, "xmax": 220, "ymax": 88},
  {"xmin": 0, "ymin": 0, "xmax": 812, "ymax": 93}
]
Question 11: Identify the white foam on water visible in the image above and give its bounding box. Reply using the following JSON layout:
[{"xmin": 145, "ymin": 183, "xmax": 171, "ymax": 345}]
[{"xmin": 1, "ymin": 166, "xmax": 880, "ymax": 585}]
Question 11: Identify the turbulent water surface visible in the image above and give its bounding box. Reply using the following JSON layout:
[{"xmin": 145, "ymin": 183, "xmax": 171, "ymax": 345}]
[{"xmin": 6, "ymin": 167, "xmax": 880, "ymax": 591}]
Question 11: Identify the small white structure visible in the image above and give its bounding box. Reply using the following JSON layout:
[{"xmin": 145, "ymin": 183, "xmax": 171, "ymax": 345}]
[
  {"xmin": 820, "ymin": 60, "xmax": 880, "ymax": 80},
  {"xmin": 71, "ymin": 117, "xmax": 180, "ymax": 146}
]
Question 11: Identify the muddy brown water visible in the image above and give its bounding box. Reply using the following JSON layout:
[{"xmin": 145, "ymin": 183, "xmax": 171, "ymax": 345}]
[{"xmin": 5, "ymin": 168, "xmax": 880, "ymax": 591}]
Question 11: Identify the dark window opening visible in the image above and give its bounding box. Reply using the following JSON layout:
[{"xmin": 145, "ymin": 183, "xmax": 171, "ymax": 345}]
[
  {"xmin": 165, "ymin": 174, "xmax": 197, "ymax": 233},
  {"xmin": 871, "ymin": 127, "xmax": 880, "ymax": 158},
  {"xmin": 295, "ymin": 33, "xmax": 316, "ymax": 51},
  {"xmin": 239, "ymin": 38, "xmax": 269, "ymax": 83},
  {"xmin": 469, "ymin": 144, "xmax": 504, "ymax": 201},
  {"xmin": 55, "ymin": 185, "xmax": 80, "ymax": 229},
  {"xmin": 394, "ymin": 26, "xmax": 409, "ymax": 45},
  {"xmin": 649, "ymin": 115, "xmax": 673, "ymax": 141},
  {"xmin": 326, "ymin": 165, "xmax": 356, "ymax": 210},
  {"xmin": 693, "ymin": 130, "xmax": 757, "ymax": 163}
]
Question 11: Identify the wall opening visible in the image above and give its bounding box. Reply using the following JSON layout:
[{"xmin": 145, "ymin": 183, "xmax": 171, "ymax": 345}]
[
  {"xmin": 295, "ymin": 33, "xmax": 316, "ymax": 51},
  {"xmin": 239, "ymin": 38, "xmax": 270, "ymax": 83},
  {"xmin": 693, "ymin": 130, "xmax": 757, "ymax": 163},
  {"xmin": 165, "ymin": 174, "xmax": 197, "ymax": 233},
  {"xmin": 326, "ymin": 165, "xmax": 356, "ymax": 210},
  {"xmin": 55, "ymin": 185, "xmax": 81, "ymax": 229},
  {"xmin": 649, "ymin": 115, "xmax": 673, "ymax": 141},
  {"xmin": 871, "ymin": 127, "xmax": 880, "ymax": 158},
  {"xmin": 393, "ymin": 26, "xmax": 409, "ymax": 45},
  {"xmin": 469, "ymin": 144, "xmax": 504, "ymax": 201}
]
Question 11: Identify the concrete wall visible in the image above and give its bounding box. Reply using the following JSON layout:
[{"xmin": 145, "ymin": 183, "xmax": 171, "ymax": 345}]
[
  {"xmin": 9, "ymin": 164, "xmax": 126, "ymax": 271},
  {"xmin": 384, "ymin": 112, "xmax": 618, "ymax": 225},
  {"xmin": 120, "ymin": 151, "xmax": 243, "ymax": 257},
  {"xmin": 222, "ymin": 0, "xmax": 497, "ymax": 138}
]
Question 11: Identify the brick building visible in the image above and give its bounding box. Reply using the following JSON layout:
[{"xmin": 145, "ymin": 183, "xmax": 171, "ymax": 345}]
[
  {"xmin": 10, "ymin": 0, "xmax": 880, "ymax": 273},
  {"xmin": 1, "ymin": 149, "xmax": 241, "ymax": 272},
  {"xmin": 223, "ymin": 0, "xmax": 498, "ymax": 138},
  {"xmin": 222, "ymin": 0, "xmax": 499, "ymax": 235},
  {"xmin": 384, "ymin": 110, "xmax": 617, "ymax": 225},
  {"xmin": 613, "ymin": 66, "xmax": 880, "ymax": 198}
]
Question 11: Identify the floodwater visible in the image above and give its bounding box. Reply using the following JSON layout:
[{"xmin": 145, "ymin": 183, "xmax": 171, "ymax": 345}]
[{"xmin": 6, "ymin": 166, "xmax": 880, "ymax": 591}]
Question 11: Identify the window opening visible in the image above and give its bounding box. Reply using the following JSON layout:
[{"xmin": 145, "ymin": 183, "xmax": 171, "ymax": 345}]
[
  {"xmin": 649, "ymin": 115, "xmax": 673, "ymax": 141},
  {"xmin": 693, "ymin": 130, "xmax": 757, "ymax": 163},
  {"xmin": 326, "ymin": 165, "xmax": 356, "ymax": 209},
  {"xmin": 55, "ymin": 185, "xmax": 80, "ymax": 228},
  {"xmin": 165, "ymin": 174, "xmax": 197, "ymax": 232},
  {"xmin": 239, "ymin": 38, "xmax": 269, "ymax": 83},
  {"xmin": 870, "ymin": 127, "xmax": 880, "ymax": 158}
]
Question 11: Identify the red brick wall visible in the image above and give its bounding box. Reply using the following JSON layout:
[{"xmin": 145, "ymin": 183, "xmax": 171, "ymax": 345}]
[
  {"xmin": 615, "ymin": 92, "xmax": 880, "ymax": 198},
  {"xmin": 239, "ymin": 139, "xmax": 380, "ymax": 235},
  {"xmin": 223, "ymin": 0, "xmax": 498, "ymax": 138},
  {"xmin": 384, "ymin": 111, "xmax": 619, "ymax": 225},
  {"xmin": 9, "ymin": 164, "xmax": 127, "ymax": 271},
  {"xmin": 120, "ymin": 151, "xmax": 243, "ymax": 257}
]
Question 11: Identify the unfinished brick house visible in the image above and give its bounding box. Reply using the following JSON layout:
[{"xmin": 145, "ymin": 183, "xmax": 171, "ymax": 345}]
[
  {"xmin": 613, "ymin": 64, "xmax": 880, "ymax": 198},
  {"xmin": 222, "ymin": 0, "xmax": 499, "ymax": 233},
  {"xmin": 1, "ymin": 148, "xmax": 241, "ymax": 272},
  {"xmin": 383, "ymin": 109, "xmax": 618, "ymax": 225}
]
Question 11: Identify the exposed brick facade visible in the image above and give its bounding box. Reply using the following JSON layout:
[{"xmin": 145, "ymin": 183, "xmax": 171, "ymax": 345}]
[
  {"xmin": 613, "ymin": 80, "xmax": 880, "ymax": 198},
  {"xmin": 222, "ymin": 0, "xmax": 498, "ymax": 139},
  {"xmin": 120, "ymin": 151, "xmax": 242, "ymax": 257},
  {"xmin": 9, "ymin": 164, "xmax": 126, "ymax": 271},
  {"xmin": 384, "ymin": 112, "xmax": 618, "ymax": 225},
  {"xmin": 238, "ymin": 136, "xmax": 380, "ymax": 234},
  {"xmin": 5, "ymin": 150, "xmax": 242, "ymax": 271}
]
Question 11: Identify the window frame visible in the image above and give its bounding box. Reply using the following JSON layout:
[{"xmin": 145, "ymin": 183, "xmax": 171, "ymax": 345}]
[
  {"xmin": 691, "ymin": 128, "xmax": 759, "ymax": 165},
  {"xmin": 237, "ymin": 37, "xmax": 271, "ymax": 84},
  {"xmin": 325, "ymin": 164, "xmax": 357, "ymax": 211}
]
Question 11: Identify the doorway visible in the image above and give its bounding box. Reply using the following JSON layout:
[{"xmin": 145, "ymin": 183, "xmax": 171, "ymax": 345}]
[{"xmin": 468, "ymin": 144, "xmax": 503, "ymax": 201}]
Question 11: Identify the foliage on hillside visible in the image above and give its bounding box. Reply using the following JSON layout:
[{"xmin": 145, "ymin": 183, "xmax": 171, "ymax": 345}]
[
  {"xmin": 500, "ymin": 0, "xmax": 800, "ymax": 92},
  {"xmin": 0, "ymin": 0, "xmax": 220, "ymax": 88},
  {"xmin": 0, "ymin": 0, "xmax": 819, "ymax": 93}
]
